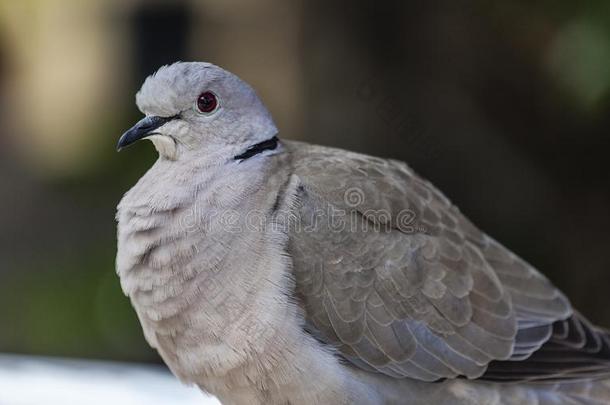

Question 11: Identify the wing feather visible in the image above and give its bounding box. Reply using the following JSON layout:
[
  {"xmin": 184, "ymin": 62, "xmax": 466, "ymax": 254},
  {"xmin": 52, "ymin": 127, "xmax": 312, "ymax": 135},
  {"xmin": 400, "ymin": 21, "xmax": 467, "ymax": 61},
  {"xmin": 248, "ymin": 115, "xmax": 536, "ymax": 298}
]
[{"xmin": 285, "ymin": 141, "xmax": 610, "ymax": 382}]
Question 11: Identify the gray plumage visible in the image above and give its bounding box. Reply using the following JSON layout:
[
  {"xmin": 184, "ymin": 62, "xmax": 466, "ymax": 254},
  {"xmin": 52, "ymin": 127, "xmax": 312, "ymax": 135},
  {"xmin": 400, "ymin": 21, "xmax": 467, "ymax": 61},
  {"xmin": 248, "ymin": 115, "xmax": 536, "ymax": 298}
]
[{"xmin": 116, "ymin": 62, "xmax": 610, "ymax": 404}]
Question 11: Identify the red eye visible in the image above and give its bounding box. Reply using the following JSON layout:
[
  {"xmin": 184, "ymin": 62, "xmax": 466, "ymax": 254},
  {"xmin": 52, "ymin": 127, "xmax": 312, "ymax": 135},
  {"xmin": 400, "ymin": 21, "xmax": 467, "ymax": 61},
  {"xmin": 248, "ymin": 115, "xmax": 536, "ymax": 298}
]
[{"xmin": 197, "ymin": 91, "xmax": 218, "ymax": 113}]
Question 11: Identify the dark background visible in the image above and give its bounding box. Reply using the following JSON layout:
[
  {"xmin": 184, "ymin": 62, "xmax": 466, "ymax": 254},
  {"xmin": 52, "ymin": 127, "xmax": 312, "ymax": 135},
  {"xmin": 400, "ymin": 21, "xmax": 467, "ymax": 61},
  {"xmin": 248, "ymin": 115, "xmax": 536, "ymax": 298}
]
[{"xmin": 0, "ymin": 0, "xmax": 609, "ymax": 364}]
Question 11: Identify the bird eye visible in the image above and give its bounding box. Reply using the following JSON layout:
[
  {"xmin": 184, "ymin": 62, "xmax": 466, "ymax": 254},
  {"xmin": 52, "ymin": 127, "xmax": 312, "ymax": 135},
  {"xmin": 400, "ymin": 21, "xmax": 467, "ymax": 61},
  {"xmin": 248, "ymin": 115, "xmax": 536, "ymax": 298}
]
[{"xmin": 196, "ymin": 91, "xmax": 218, "ymax": 114}]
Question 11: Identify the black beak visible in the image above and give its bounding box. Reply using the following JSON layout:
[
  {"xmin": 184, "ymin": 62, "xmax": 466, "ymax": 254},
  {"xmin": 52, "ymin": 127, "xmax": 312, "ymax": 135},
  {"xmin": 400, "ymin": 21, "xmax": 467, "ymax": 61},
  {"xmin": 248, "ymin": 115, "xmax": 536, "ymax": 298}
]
[{"xmin": 117, "ymin": 115, "xmax": 175, "ymax": 151}]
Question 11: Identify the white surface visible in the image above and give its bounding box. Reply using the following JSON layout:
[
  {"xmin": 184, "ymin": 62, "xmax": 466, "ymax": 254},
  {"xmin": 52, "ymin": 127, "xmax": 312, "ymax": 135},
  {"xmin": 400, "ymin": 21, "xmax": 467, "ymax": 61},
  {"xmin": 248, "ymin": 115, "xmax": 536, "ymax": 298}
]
[{"xmin": 0, "ymin": 354, "xmax": 220, "ymax": 405}]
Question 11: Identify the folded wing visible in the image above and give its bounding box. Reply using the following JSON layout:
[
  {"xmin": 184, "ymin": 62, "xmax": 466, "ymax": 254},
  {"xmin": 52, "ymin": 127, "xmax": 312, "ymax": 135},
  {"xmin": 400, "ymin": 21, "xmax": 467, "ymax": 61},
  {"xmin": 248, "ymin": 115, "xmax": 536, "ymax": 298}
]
[{"xmin": 286, "ymin": 142, "xmax": 591, "ymax": 382}]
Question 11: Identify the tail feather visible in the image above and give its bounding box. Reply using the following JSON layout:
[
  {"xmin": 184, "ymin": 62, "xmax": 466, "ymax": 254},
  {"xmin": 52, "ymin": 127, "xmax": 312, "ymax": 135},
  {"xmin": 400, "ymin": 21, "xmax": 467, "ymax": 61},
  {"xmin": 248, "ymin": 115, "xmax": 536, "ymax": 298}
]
[{"xmin": 483, "ymin": 313, "xmax": 610, "ymax": 382}]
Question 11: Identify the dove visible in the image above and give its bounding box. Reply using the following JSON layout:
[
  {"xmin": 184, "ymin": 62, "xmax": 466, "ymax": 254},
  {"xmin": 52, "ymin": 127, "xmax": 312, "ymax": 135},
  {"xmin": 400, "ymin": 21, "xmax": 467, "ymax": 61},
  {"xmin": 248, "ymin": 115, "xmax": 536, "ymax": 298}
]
[{"xmin": 116, "ymin": 62, "xmax": 610, "ymax": 405}]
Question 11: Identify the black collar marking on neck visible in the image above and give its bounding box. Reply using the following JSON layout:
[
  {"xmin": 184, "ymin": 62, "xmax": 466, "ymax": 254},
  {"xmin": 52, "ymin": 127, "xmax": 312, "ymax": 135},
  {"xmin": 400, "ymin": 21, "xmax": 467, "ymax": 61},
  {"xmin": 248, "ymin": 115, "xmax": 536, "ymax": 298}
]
[{"xmin": 233, "ymin": 136, "xmax": 279, "ymax": 161}]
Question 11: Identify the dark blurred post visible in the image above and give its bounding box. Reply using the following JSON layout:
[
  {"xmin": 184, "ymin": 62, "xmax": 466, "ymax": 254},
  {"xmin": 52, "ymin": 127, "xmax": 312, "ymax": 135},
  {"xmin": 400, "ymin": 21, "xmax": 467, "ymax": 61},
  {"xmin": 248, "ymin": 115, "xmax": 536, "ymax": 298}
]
[{"xmin": 129, "ymin": 1, "xmax": 193, "ymax": 90}]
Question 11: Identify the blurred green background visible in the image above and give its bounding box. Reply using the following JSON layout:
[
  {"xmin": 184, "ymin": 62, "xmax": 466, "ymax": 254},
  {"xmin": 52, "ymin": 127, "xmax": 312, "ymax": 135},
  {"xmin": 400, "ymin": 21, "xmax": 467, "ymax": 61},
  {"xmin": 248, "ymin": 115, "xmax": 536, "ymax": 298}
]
[{"xmin": 0, "ymin": 0, "xmax": 609, "ymax": 364}]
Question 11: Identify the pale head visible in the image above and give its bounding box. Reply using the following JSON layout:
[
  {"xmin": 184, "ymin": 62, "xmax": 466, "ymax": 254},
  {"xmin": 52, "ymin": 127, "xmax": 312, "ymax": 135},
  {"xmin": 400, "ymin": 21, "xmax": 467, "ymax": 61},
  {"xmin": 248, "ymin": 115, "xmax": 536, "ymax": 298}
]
[{"xmin": 118, "ymin": 62, "xmax": 278, "ymax": 161}]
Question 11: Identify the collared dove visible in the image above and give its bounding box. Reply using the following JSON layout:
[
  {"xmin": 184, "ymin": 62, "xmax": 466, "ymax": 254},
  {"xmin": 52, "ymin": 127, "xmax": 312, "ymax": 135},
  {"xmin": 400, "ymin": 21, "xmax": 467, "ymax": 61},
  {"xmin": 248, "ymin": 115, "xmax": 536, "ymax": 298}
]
[{"xmin": 116, "ymin": 62, "xmax": 610, "ymax": 405}]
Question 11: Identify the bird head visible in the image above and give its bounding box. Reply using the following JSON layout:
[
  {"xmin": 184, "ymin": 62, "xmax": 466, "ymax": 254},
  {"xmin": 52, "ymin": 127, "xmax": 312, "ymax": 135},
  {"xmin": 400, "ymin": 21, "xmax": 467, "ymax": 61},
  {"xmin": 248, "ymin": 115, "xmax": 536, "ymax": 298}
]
[{"xmin": 117, "ymin": 62, "xmax": 278, "ymax": 162}]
